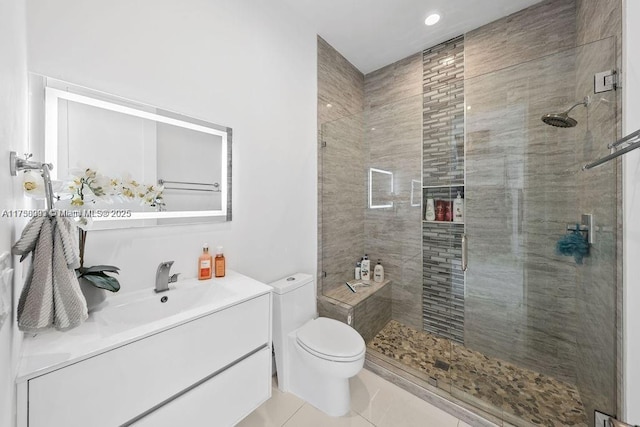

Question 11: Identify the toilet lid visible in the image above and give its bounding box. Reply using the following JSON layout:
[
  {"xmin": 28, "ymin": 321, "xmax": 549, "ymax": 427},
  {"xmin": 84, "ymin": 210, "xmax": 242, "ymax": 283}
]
[{"xmin": 296, "ymin": 317, "xmax": 365, "ymax": 361}]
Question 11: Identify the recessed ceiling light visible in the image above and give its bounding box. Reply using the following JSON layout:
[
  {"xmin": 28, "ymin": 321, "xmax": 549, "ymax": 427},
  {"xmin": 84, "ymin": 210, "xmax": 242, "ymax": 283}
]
[
  {"xmin": 326, "ymin": 103, "xmax": 333, "ymax": 108},
  {"xmin": 425, "ymin": 13, "xmax": 440, "ymax": 26}
]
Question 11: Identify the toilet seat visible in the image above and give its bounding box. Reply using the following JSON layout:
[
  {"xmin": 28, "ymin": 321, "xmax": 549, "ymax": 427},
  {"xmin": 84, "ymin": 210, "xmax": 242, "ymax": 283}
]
[{"xmin": 296, "ymin": 317, "xmax": 365, "ymax": 362}]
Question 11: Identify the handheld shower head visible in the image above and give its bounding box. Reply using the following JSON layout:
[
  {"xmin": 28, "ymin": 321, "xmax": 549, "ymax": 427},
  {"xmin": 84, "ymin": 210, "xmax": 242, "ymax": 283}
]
[{"xmin": 541, "ymin": 97, "xmax": 590, "ymax": 128}]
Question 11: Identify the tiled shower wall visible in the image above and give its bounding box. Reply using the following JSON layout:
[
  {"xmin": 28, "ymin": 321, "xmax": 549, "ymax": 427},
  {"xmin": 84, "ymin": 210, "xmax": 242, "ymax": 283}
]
[
  {"xmin": 317, "ymin": 37, "xmax": 364, "ymax": 295},
  {"xmin": 363, "ymin": 54, "xmax": 424, "ymax": 330},
  {"xmin": 422, "ymin": 37, "xmax": 465, "ymax": 186},
  {"xmin": 421, "ymin": 37, "xmax": 466, "ymax": 344},
  {"xmin": 318, "ymin": 1, "xmax": 622, "ymax": 421},
  {"xmin": 574, "ymin": 0, "xmax": 622, "ymax": 420},
  {"xmin": 464, "ymin": 0, "xmax": 621, "ymax": 423}
]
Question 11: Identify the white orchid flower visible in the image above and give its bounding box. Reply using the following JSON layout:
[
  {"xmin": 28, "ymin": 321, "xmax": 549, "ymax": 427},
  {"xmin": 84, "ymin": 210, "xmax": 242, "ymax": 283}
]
[
  {"xmin": 74, "ymin": 215, "xmax": 94, "ymax": 230},
  {"xmin": 22, "ymin": 171, "xmax": 45, "ymax": 199},
  {"xmin": 57, "ymin": 168, "xmax": 161, "ymax": 207}
]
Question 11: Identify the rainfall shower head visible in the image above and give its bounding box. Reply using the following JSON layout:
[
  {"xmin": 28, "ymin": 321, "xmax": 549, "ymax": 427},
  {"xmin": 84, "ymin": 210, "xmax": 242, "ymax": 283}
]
[
  {"xmin": 541, "ymin": 97, "xmax": 590, "ymax": 128},
  {"xmin": 541, "ymin": 112, "xmax": 578, "ymax": 128}
]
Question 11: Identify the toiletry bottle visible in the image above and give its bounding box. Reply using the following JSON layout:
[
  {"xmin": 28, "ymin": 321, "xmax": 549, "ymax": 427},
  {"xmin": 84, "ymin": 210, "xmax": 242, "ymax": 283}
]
[
  {"xmin": 355, "ymin": 261, "xmax": 362, "ymax": 280},
  {"xmin": 453, "ymin": 191, "xmax": 464, "ymax": 223},
  {"xmin": 373, "ymin": 259, "xmax": 384, "ymax": 283},
  {"xmin": 444, "ymin": 200, "xmax": 453, "ymax": 221},
  {"xmin": 425, "ymin": 198, "xmax": 435, "ymax": 221},
  {"xmin": 435, "ymin": 200, "xmax": 445, "ymax": 221},
  {"xmin": 215, "ymin": 246, "xmax": 226, "ymax": 278},
  {"xmin": 361, "ymin": 255, "xmax": 371, "ymax": 281},
  {"xmin": 198, "ymin": 244, "xmax": 213, "ymax": 280}
]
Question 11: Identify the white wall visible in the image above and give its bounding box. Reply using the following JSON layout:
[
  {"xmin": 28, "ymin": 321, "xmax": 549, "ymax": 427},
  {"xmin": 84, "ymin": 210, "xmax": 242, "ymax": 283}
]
[
  {"xmin": 0, "ymin": 0, "xmax": 28, "ymax": 425},
  {"xmin": 25, "ymin": 0, "xmax": 318, "ymax": 290},
  {"xmin": 623, "ymin": 0, "xmax": 640, "ymax": 423}
]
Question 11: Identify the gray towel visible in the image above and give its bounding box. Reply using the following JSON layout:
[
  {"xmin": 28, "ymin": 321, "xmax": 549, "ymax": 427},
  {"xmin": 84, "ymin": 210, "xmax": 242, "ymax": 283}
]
[{"xmin": 13, "ymin": 215, "xmax": 88, "ymax": 332}]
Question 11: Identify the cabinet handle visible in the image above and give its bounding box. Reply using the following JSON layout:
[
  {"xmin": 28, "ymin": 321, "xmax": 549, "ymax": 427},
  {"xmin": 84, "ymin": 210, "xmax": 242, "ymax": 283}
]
[{"xmin": 462, "ymin": 234, "xmax": 468, "ymax": 272}]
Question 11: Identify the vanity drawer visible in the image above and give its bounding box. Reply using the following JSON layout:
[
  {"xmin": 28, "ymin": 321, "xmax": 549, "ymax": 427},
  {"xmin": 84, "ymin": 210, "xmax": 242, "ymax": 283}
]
[
  {"xmin": 133, "ymin": 347, "xmax": 271, "ymax": 427},
  {"xmin": 27, "ymin": 294, "xmax": 270, "ymax": 427}
]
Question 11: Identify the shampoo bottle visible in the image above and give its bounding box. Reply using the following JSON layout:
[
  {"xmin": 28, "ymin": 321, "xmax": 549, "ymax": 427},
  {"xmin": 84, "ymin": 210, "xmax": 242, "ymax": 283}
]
[
  {"xmin": 198, "ymin": 244, "xmax": 213, "ymax": 280},
  {"xmin": 361, "ymin": 255, "xmax": 371, "ymax": 281},
  {"xmin": 355, "ymin": 261, "xmax": 362, "ymax": 280},
  {"xmin": 425, "ymin": 198, "xmax": 436, "ymax": 221},
  {"xmin": 215, "ymin": 246, "xmax": 226, "ymax": 278},
  {"xmin": 453, "ymin": 191, "xmax": 464, "ymax": 223},
  {"xmin": 373, "ymin": 259, "xmax": 384, "ymax": 283}
]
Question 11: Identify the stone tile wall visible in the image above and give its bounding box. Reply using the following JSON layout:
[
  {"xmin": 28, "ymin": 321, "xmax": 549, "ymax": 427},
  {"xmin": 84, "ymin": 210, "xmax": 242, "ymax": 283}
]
[
  {"xmin": 422, "ymin": 37, "xmax": 465, "ymax": 185},
  {"xmin": 575, "ymin": 0, "xmax": 622, "ymax": 420},
  {"xmin": 317, "ymin": 36, "xmax": 364, "ymax": 295},
  {"xmin": 363, "ymin": 54, "xmax": 424, "ymax": 330},
  {"xmin": 464, "ymin": 0, "xmax": 577, "ymax": 80},
  {"xmin": 464, "ymin": 11, "xmax": 581, "ymax": 383},
  {"xmin": 421, "ymin": 36, "xmax": 466, "ymax": 343},
  {"xmin": 423, "ymin": 221, "xmax": 465, "ymax": 344}
]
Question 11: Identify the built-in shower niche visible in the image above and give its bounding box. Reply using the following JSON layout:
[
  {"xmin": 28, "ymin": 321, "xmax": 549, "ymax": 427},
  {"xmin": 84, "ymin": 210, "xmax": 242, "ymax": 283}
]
[{"xmin": 318, "ymin": 279, "xmax": 391, "ymax": 343}]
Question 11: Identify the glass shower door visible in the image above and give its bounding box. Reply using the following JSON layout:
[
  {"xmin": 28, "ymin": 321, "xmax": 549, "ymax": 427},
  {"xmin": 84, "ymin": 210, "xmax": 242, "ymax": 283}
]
[{"xmin": 458, "ymin": 37, "xmax": 618, "ymax": 426}]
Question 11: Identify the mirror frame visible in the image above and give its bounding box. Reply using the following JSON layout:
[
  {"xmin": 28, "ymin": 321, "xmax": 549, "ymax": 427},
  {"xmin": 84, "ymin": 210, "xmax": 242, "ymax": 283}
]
[{"xmin": 42, "ymin": 78, "xmax": 232, "ymax": 226}]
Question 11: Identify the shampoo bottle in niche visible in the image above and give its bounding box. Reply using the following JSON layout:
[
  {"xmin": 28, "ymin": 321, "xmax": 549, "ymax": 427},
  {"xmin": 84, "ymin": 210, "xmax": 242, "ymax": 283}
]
[
  {"xmin": 215, "ymin": 246, "xmax": 226, "ymax": 278},
  {"xmin": 425, "ymin": 198, "xmax": 435, "ymax": 221},
  {"xmin": 198, "ymin": 244, "xmax": 213, "ymax": 280},
  {"xmin": 373, "ymin": 259, "xmax": 384, "ymax": 283},
  {"xmin": 361, "ymin": 255, "xmax": 371, "ymax": 281},
  {"xmin": 453, "ymin": 191, "xmax": 464, "ymax": 223}
]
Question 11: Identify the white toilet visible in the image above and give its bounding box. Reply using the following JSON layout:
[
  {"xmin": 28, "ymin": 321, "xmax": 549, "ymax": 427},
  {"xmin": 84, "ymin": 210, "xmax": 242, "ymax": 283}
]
[{"xmin": 269, "ymin": 273, "xmax": 366, "ymax": 417}]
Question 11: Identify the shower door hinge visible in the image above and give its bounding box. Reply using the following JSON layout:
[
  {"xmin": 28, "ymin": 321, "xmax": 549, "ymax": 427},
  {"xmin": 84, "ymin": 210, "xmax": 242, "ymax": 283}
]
[
  {"xmin": 322, "ymin": 271, "xmax": 327, "ymax": 278},
  {"xmin": 594, "ymin": 70, "xmax": 618, "ymax": 93},
  {"xmin": 321, "ymin": 140, "xmax": 327, "ymax": 148}
]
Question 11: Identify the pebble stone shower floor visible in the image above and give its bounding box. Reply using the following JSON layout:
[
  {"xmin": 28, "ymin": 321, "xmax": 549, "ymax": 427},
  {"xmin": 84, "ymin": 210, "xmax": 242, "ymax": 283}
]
[{"xmin": 368, "ymin": 320, "xmax": 588, "ymax": 427}]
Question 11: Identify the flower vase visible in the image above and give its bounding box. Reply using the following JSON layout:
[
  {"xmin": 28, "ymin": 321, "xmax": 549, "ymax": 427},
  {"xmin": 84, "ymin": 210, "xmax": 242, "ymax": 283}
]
[{"xmin": 79, "ymin": 278, "xmax": 107, "ymax": 312}]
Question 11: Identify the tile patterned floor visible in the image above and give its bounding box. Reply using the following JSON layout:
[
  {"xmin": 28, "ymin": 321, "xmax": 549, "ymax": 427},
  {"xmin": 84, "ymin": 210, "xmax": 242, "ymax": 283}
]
[
  {"xmin": 236, "ymin": 370, "xmax": 476, "ymax": 427},
  {"xmin": 368, "ymin": 320, "xmax": 588, "ymax": 427}
]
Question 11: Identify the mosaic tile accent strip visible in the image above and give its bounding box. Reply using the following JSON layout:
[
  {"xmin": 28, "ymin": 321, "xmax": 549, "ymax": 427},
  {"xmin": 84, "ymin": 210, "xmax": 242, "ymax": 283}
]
[
  {"xmin": 422, "ymin": 221, "xmax": 465, "ymax": 345},
  {"xmin": 422, "ymin": 36, "xmax": 465, "ymax": 347},
  {"xmin": 368, "ymin": 320, "xmax": 588, "ymax": 427},
  {"xmin": 422, "ymin": 35, "xmax": 464, "ymax": 186}
]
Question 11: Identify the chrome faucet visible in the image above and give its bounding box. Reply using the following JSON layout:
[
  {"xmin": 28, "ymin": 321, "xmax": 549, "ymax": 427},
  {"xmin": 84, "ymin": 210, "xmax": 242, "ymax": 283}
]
[{"xmin": 155, "ymin": 261, "xmax": 179, "ymax": 293}]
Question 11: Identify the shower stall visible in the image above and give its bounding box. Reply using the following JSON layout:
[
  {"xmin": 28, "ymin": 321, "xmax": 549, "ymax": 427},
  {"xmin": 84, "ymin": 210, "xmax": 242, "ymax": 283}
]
[{"xmin": 319, "ymin": 35, "xmax": 619, "ymax": 427}]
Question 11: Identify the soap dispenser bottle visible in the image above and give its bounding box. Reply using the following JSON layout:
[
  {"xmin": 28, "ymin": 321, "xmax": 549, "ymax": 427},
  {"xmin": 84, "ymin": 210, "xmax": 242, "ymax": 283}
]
[
  {"xmin": 453, "ymin": 191, "xmax": 464, "ymax": 223},
  {"xmin": 373, "ymin": 259, "xmax": 384, "ymax": 283},
  {"xmin": 198, "ymin": 244, "xmax": 213, "ymax": 280},
  {"xmin": 425, "ymin": 198, "xmax": 436, "ymax": 221},
  {"xmin": 214, "ymin": 246, "xmax": 226, "ymax": 278},
  {"xmin": 361, "ymin": 255, "xmax": 371, "ymax": 281}
]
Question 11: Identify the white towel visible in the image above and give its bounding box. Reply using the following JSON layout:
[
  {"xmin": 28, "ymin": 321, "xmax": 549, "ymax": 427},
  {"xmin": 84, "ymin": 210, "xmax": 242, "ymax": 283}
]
[{"xmin": 13, "ymin": 215, "xmax": 88, "ymax": 332}]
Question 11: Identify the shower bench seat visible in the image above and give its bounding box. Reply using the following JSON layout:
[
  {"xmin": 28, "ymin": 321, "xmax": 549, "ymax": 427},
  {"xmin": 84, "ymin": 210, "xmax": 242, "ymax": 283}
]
[{"xmin": 318, "ymin": 279, "xmax": 391, "ymax": 342}]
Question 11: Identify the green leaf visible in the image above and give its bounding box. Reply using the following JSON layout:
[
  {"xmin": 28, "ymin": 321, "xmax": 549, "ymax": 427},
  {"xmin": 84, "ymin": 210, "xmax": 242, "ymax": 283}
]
[
  {"xmin": 81, "ymin": 272, "xmax": 121, "ymax": 292},
  {"xmin": 81, "ymin": 265, "xmax": 120, "ymax": 274}
]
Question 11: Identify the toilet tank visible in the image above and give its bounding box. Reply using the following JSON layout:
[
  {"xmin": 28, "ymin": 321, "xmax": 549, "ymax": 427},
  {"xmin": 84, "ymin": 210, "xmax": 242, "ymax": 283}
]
[{"xmin": 269, "ymin": 273, "xmax": 316, "ymax": 339}]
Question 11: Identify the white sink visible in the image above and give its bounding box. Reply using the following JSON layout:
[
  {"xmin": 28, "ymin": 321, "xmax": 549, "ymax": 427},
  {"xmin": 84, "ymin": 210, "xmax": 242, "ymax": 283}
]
[{"xmin": 95, "ymin": 283, "xmax": 214, "ymax": 326}]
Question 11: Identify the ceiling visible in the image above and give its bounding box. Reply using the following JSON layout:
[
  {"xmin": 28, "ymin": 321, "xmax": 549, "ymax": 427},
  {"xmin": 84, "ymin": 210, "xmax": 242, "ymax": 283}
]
[{"xmin": 280, "ymin": 0, "xmax": 544, "ymax": 74}]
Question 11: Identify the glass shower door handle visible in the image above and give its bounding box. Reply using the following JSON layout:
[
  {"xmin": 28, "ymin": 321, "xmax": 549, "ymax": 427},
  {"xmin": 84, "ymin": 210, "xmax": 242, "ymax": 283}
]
[{"xmin": 462, "ymin": 234, "xmax": 468, "ymax": 272}]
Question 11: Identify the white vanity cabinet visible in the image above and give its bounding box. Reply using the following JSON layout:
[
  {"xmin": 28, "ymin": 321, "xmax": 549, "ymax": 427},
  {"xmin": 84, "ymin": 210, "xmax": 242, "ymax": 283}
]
[{"xmin": 17, "ymin": 274, "xmax": 272, "ymax": 427}]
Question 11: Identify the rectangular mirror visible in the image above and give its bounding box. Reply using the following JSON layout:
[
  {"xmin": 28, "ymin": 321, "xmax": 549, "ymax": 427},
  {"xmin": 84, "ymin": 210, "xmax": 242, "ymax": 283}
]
[
  {"xmin": 369, "ymin": 167, "xmax": 393, "ymax": 209},
  {"xmin": 31, "ymin": 76, "xmax": 232, "ymax": 228}
]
